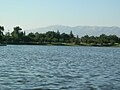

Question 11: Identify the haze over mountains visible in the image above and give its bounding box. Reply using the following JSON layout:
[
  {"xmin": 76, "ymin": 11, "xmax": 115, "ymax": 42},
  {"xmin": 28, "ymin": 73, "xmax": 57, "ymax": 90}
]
[{"xmin": 27, "ymin": 25, "xmax": 120, "ymax": 37}]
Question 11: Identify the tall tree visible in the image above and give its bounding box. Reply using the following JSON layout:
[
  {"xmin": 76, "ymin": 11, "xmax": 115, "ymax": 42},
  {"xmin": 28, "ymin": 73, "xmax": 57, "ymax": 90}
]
[
  {"xmin": 70, "ymin": 31, "xmax": 74, "ymax": 38},
  {"xmin": 56, "ymin": 30, "xmax": 60, "ymax": 42},
  {"xmin": 11, "ymin": 26, "xmax": 23, "ymax": 42},
  {"xmin": 75, "ymin": 35, "xmax": 80, "ymax": 45},
  {"xmin": 0, "ymin": 26, "xmax": 4, "ymax": 42}
]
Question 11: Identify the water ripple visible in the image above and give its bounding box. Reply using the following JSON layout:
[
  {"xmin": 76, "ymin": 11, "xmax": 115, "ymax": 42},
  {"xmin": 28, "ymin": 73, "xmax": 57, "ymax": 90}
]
[{"xmin": 0, "ymin": 45, "xmax": 120, "ymax": 90}]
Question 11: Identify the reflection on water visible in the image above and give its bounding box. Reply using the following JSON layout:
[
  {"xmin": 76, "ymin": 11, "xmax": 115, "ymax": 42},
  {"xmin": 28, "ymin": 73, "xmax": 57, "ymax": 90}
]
[{"xmin": 0, "ymin": 45, "xmax": 120, "ymax": 90}]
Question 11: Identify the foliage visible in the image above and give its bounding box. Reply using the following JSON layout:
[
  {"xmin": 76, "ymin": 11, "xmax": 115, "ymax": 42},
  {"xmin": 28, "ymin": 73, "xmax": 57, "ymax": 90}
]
[
  {"xmin": 0, "ymin": 26, "xmax": 4, "ymax": 42},
  {"xmin": 1, "ymin": 25, "xmax": 120, "ymax": 46}
]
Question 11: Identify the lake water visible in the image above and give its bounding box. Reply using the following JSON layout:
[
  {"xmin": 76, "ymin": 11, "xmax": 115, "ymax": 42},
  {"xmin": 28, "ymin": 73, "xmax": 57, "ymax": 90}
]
[{"xmin": 0, "ymin": 45, "xmax": 120, "ymax": 90}]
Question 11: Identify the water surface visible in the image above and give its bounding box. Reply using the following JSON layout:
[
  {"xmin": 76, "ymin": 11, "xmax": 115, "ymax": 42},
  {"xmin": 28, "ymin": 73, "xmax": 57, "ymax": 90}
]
[{"xmin": 0, "ymin": 45, "xmax": 120, "ymax": 90}]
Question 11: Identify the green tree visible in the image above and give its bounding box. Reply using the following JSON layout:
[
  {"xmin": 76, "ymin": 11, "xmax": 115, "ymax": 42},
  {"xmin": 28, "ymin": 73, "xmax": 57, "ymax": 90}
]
[
  {"xmin": 69, "ymin": 31, "xmax": 75, "ymax": 43},
  {"xmin": 56, "ymin": 30, "xmax": 60, "ymax": 42},
  {"xmin": 81, "ymin": 35, "xmax": 90, "ymax": 43},
  {"xmin": 61, "ymin": 33, "xmax": 70, "ymax": 43},
  {"xmin": 11, "ymin": 26, "xmax": 23, "ymax": 42},
  {"xmin": 45, "ymin": 31, "xmax": 57, "ymax": 42},
  {"xmin": 34, "ymin": 32, "xmax": 40, "ymax": 42},
  {"xmin": 99, "ymin": 34, "xmax": 109, "ymax": 44},
  {"xmin": 39, "ymin": 34, "xmax": 45, "ymax": 43},
  {"xmin": 75, "ymin": 35, "xmax": 80, "ymax": 45},
  {"xmin": 0, "ymin": 26, "xmax": 4, "ymax": 43},
  {"xmin": 70, "ymin": 31, "xmax": 74, "ymax": 38},
  {"xmin": 28, "ymin": 32, "xmax": 35, "ymax": 42},
  {"xmin": 4, "ymin": 30, "xmax": 12, "ymax": 43}
]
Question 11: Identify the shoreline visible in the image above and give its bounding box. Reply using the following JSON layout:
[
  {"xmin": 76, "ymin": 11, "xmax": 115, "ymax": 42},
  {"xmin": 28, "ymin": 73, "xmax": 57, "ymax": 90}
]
[{"xmin": 4, "ymin": 42, "xmax": 120, "ymax": 47}]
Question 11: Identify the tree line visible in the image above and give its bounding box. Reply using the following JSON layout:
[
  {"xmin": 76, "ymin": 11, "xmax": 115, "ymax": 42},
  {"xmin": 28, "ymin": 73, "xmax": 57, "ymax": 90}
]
[{"xmin": 0, "ymin": 26, "xmax": 120, "ymax": 46}]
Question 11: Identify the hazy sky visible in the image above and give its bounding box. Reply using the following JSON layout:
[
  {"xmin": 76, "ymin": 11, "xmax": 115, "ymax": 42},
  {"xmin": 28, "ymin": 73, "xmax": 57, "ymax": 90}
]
[{"xmin": 0, "ymin": 0, "xmax": 120, "ymax": 30}]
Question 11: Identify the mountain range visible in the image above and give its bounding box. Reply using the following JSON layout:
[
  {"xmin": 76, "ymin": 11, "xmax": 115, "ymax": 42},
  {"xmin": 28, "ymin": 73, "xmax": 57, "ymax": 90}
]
[{"xmin": 27, "ymin": 25, "xmax": 120, "ymax": 37}]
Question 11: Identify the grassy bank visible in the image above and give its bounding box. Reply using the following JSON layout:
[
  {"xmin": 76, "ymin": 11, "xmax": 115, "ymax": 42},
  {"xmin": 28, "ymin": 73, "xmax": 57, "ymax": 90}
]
[
  {"xmin": 6, "ymin": 42, "xmax": 120, "ymax": 47},
  {"xmin": 7, "ymin": 42, "xmax": 76, "ymax": 46},
  {"xmin": 79, "ymin": 43, "xmax": 120, "ymax": 47}
]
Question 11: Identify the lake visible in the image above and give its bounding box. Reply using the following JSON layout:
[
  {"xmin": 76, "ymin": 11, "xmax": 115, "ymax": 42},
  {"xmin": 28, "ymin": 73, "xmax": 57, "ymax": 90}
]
[{"xmin": 0, "ymin": 45, "xmax": 120, "ymax": 90}]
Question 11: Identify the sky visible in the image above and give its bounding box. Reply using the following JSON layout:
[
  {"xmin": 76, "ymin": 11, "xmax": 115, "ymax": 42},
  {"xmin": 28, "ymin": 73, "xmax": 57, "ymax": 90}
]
[{"xmin": 0, "ymin": 0, "xmax": 120, "ymax": 31}]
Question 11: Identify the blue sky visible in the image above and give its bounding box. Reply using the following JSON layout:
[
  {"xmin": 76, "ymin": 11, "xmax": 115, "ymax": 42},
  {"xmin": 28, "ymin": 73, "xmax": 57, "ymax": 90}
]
[{"xmin": 0, "ymin": 0, "xmax": 120, "ymax": 30}]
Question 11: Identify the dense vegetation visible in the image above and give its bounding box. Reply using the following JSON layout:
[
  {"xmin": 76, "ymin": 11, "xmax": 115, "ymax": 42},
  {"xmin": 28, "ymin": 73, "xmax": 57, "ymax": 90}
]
[{"xmin": 0, "ymin": 26, "xmax": 120, "ymax": 46}]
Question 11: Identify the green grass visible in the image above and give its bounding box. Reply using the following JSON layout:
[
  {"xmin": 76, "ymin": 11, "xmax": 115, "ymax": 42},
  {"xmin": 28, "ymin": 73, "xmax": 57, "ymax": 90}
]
[{"xmin": 7, "ymin": 42, "xmax": 120, "ymax": 47}]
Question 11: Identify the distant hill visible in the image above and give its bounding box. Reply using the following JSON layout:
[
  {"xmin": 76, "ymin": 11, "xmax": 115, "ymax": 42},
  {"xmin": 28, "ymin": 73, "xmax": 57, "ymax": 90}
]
[{"xmin": 27, "ymin": 25, "xmax": 120, "ymax": 37}]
